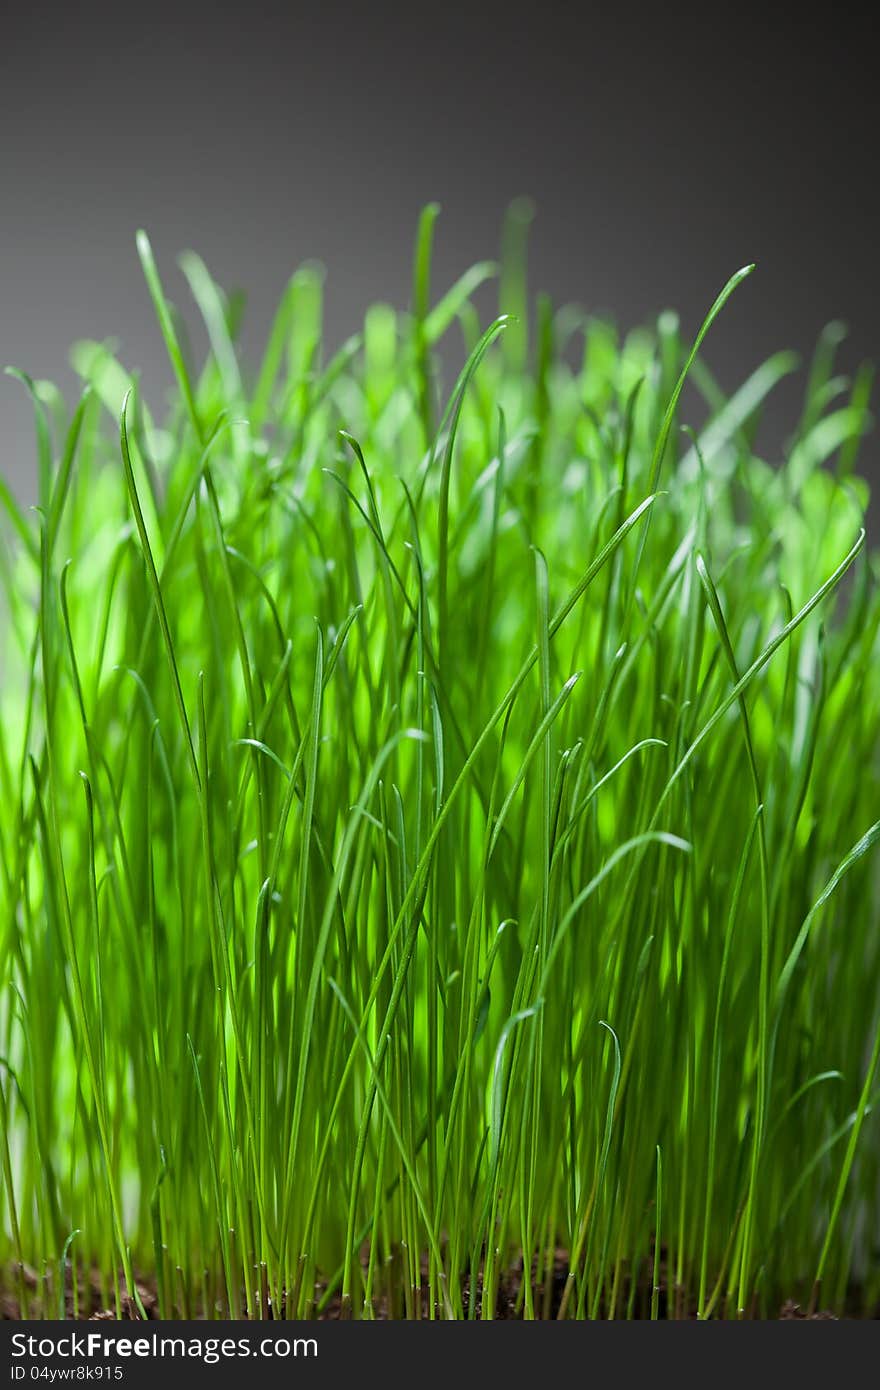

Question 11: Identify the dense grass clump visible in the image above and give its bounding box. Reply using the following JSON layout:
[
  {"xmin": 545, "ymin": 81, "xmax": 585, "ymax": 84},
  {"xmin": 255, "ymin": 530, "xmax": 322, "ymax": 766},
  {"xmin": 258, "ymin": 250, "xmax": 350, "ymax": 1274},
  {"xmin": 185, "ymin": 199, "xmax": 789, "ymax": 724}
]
[{"xmin": 1, "ymin": 207, "xmax": 879, "ymax": 1320}]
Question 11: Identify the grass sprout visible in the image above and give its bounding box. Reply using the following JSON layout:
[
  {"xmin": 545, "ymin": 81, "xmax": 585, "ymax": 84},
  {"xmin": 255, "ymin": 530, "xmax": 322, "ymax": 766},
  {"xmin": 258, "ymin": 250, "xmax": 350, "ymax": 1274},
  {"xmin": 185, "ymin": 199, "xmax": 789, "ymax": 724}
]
[{"xmin": 1, "ymin": 207, "xmax": 878, "ymax": 1319}]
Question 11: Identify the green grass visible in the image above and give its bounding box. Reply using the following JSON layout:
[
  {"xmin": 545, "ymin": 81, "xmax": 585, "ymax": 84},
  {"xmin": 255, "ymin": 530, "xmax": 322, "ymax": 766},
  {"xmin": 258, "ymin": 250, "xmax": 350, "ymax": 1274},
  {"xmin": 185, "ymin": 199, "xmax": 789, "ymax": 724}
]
[{"xmin": 1, "ymin": 206, "xmax": 878, "ymax": 1319}]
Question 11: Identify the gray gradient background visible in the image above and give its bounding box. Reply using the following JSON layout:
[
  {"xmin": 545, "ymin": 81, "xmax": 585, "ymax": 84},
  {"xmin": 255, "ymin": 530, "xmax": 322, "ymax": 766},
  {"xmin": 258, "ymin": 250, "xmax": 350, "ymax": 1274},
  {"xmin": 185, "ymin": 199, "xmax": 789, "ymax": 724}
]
[{"xmin": 2, "ymin": 2, "xmax": 877, "ymax": 507}]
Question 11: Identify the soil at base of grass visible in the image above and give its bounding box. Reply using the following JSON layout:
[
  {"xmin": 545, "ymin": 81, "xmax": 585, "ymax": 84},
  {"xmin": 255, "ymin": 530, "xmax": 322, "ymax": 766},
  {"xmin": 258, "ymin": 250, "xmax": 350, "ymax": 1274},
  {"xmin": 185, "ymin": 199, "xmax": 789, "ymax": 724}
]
[{"xmin": 3, "ymin": 1248, "xmax": 871, "ymax": 1320}]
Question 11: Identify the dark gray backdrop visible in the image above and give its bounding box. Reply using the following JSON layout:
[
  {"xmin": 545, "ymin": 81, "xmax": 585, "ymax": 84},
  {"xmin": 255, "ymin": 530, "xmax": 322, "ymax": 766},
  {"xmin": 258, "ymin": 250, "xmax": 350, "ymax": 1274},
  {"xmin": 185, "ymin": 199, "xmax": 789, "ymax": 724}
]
[{"xmin": 2, "ymin": 3, "xmax": 877, "ymax": 505}]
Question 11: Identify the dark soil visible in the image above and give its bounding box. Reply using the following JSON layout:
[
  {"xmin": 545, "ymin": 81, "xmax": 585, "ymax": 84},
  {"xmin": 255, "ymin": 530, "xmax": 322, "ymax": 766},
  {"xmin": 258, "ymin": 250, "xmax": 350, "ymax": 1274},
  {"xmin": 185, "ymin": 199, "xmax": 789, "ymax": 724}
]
[{"xmin": 2, "ymin": 1249, "xmax": 865, "ymax": 1320}]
